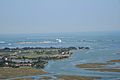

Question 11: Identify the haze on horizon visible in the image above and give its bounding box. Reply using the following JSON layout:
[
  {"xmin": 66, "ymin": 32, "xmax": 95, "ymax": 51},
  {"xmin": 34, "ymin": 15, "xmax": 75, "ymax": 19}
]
[{"xmin": 0, "ymin": 0, "xmax": 120, "ymax": 34}]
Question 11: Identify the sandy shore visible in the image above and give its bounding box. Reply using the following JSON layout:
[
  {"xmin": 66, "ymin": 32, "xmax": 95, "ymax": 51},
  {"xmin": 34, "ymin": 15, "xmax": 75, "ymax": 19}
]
[
  {"xmin": 76, "ymin": 63, "xmax": 110, "ymax": 68},
  {"xmin": 10, "ymin": 78, "xmax": 33, "ymax": 80},
  {"xmin": 107, "ymin": 59, "xmax": 120, "ymax": 63},
  {"xmin": 76, "ymin": 59, "xmax": 120, "ymax": 72},
  {"xmin": 58, "ymin": 75, "xmax": 101, "ymax": 80},
  {"xmin": 0, "ymin": 67, "xmax": 47, "ymax": 79},
  {"xmin": 6, "ymin": 75, "xmax": 101, "ymax": 80}
]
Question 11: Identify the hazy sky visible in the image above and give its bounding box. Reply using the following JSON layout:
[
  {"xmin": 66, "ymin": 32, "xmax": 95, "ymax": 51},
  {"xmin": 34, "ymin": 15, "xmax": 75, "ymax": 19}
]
[{"xmin": 0, "ymin": 0, "xmax": 120, "ymax": 34}]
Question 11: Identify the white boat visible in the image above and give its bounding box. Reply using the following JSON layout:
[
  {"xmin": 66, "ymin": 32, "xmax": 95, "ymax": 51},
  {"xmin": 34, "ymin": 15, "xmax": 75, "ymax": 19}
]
[{"xmin": 56, "ymin": 39, "xmax": 62, "ymax": 43}]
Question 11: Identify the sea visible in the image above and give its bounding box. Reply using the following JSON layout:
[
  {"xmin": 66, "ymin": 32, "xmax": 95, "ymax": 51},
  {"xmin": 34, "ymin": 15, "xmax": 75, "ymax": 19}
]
[{"xmin": 0, "ymin": 31, "xmax": 120, "ymax": 80}]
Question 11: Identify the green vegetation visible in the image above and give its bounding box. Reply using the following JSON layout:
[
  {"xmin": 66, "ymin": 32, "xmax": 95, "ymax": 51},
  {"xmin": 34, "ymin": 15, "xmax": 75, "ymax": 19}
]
[
  {"xmin": 0, "ymin": 47, "xmax": 75, "ymax": 69},
  {"xmin": 0, "ymin": 67, "xmax": 47, "ymax": 79}
]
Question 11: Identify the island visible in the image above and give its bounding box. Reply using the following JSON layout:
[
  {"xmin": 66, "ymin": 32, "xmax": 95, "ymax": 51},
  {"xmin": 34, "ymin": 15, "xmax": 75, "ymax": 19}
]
[
  {"xmin": 0, "ymin": 47, "xmax": 77, "ymax": 68},
  {"xmin": 0, "ymin": 46, "xmax": 78, "ymax": 79}
]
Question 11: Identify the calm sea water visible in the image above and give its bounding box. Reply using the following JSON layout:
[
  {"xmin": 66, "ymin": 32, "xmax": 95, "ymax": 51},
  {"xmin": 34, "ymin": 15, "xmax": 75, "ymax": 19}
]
[{"xmin": 0, "ymin": 32, "xmax": 120, "ymax": 80}]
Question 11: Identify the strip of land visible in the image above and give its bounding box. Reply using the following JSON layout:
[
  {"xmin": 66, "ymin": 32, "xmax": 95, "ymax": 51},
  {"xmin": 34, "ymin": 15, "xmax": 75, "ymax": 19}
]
[
  {"xmin": 58, "ymin": 75, "xmax": 101, "ymax": 80},
  {"xmin": 76, "ymin": 59, "xmax": 120, "ymax": 72},
  {"xmin": 6, "ymin": 75, "xmax": 101, "ymax": 80},
  {"xmin": 107, "ymin": 59, "xmax": 120, "ymax": 63},
  {"xmin": 0, "ymin": 67, "xmax": 47, "ymax": 79},
  {"xmin": 0, "ymin": 47, "xmax": 77, "ymax": 68},
  {"xmin": 76, "ymin": 63, "xmax": 111, "ymax": 68},
  {"xmin": 0, "ymin": 47, "xmax": 77, "ymax": 79}
]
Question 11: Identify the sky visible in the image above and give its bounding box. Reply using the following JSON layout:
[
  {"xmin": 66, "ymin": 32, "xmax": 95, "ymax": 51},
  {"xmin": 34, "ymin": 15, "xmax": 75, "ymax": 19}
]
[{"xmin": 0, "ymin": 0, "xmax": 120, "ymax": 34}]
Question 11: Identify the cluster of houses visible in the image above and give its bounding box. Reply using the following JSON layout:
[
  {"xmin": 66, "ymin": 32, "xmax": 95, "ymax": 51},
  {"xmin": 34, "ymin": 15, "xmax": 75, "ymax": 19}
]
[
  {"xmin": 0, "ymin": 46, "xmax": 89, "ymax": 68},
  {"xmin": 0, "ymin": 55, "xmax": 47, "ymax": 68},
  {"xmin": 0, "ymin": 50, "xmax": 72, "ymax": 68}
]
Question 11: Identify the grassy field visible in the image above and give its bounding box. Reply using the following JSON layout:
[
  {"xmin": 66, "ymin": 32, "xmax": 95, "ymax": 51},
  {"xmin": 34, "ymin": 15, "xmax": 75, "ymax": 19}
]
[{"xmin": 0, "ymin": 67, "xmax": 47, "ymax": 79}]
